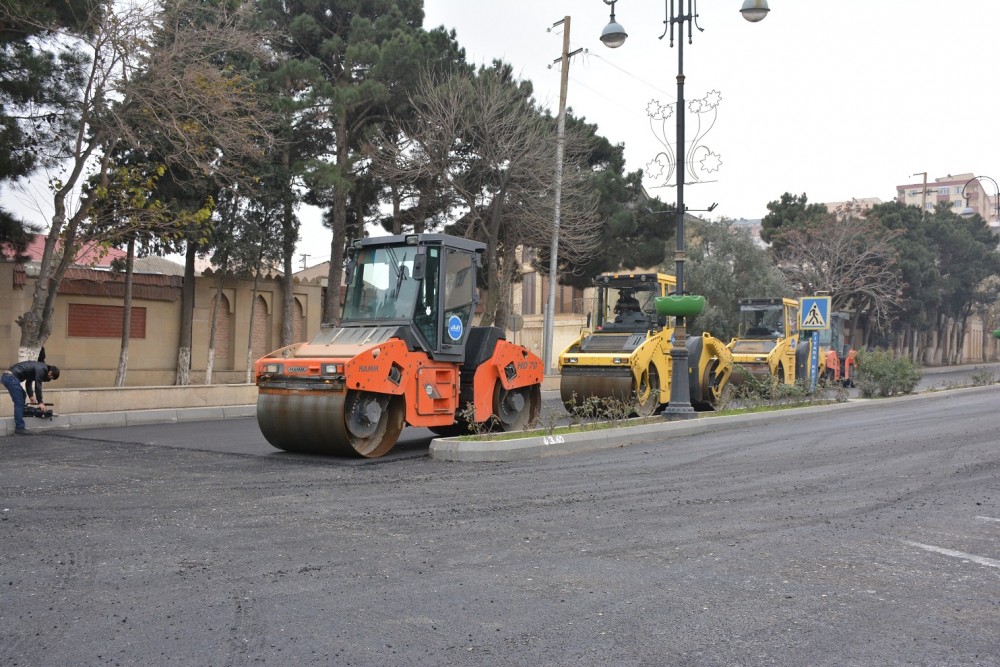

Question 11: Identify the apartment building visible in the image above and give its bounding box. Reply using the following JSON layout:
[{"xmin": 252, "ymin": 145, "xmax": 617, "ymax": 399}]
[{"xmin": 896, "ymin": 172, "xmax": 999, "ymax": 227}]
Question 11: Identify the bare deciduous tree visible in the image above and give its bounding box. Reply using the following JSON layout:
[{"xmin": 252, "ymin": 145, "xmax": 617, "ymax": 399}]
[
  {"xmin": 775, "ymin": 202, "xmax": 903, "ymax": 336},
  {"xmin": 3, "ymin": 0, "xmax": 273, "ymax": 360},
  {"xmin": 371, "ymin": 68, "xmax": 601, "ymax": 327}
]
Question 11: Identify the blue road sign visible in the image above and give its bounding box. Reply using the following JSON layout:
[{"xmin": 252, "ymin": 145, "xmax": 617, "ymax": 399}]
[{"xmin": 800, "ymin": 296, "xmax": 831, "ymax": 330}]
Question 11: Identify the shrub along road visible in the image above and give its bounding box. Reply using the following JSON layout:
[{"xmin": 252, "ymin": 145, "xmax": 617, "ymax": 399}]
[{"xmin": 1, "ymin": 382, "xmax": 998, "ymax": 666}]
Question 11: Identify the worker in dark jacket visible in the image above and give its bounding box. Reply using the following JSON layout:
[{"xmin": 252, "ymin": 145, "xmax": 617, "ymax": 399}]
[{"xmin": 3, "ymin": 360, "xmax": 60, "ymax": 435}]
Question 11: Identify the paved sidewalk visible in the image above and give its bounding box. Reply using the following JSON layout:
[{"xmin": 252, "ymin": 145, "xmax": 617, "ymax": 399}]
[{"xmin": 2, "ymin": 403, "xmax": 256, "ymax": 437}]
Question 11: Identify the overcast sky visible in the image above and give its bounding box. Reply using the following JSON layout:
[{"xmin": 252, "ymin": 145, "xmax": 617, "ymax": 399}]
[
  {"xmin": 423, "ymin": 0, "xmax": 1000, "ymax": 214},
  {"xmin": 6, "ymin": 2, "xmax": 999, "ymax": 269}
]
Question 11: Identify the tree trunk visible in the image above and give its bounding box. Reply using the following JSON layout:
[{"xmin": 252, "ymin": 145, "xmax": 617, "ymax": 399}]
[
  {"xmin": 114, "ymin": 236, "xmax": 136, "ymax": 387},
  {"xmin": 493, "ymin": 243, "xmax": 517, "ymax": 329},
  {"xmin": 932, "ymin": 317, "xmax": 945, "ymax": 365},
  {"xmin": 323, "ymin": 113, "xmax": 350, "ymax": 326},
  {"xmin": 958, "ymin": 319, "xmax": 968, "ymax": 364},
  {"xmin": 245, "ymin": 247, "xmax": 265, "ymax": 384},
  {"xmin": 945, "ymin": 318, "xmax": 954, "ymax": 364},
  {"xmin": 206, "ymin": 265, "xmax": 227, "ymax": 386},
  {"xmin": 478, "ymin": 256, "xmax": 502, "ymax": 328},
  {"xmin": 280, "ymin": 226, "xmax": 295, "ymax": 347},
  {"xmin": 175, "ymin": 242, "xmax": 197, "ymax": 385},
  {"xmin": 390, "ymin": 177, "xmax": 401, "ymax": 235},
  {"xmin": 16, "ymin": 228, "xmax": 58, "ymax": 356},
  {"xmin": 279, "ymin": 144, "xmax": 297, "ymax": 344},
  {"xmin": 17, "ymin": 145, "xmax": 111, "ymax": 356},
  {"xmin": 848, "ymin": 309, "xmax": 863, "ymax": 351},
  {"xmin": 17, "ymin": 193, "xmax": 73, "ymax": 355},
  {"xmin": 478, "ymin": 205, "xmax": 504, "ymax": 326}
]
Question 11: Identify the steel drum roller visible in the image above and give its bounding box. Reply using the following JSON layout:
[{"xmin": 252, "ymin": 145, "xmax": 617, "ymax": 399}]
[
  {"xmin": 728, "ymin": 362, "xmax": 772, "ymax": 385},
  {"xmin": 560, "ymin": 370, "xmax": 635, "ymax": 408},
  {"xmin": 257, "ymin": 387, "xmax": 404, "ymax": 457}
]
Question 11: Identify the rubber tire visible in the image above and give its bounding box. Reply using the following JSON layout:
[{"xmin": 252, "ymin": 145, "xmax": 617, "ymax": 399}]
[
  {"xmin": 795, "ymin": 342, "xmax": 811, "ymax": 384},
  {"xmin": 686, "ymin": 336, "xmax": 706, "ymax": 405},
  {"xmin": 493, "ymin": 383, "xmax": 541, "ymax": 432}
]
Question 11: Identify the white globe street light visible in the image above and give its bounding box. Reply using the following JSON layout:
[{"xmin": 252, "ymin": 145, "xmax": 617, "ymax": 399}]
[
  {"xmin": 740, "ymin": 0, "xmax": 771, "ymax": 23},
  {"xmin": 600, "ymin": 1, "xmax": 628, "ymax": 48}
]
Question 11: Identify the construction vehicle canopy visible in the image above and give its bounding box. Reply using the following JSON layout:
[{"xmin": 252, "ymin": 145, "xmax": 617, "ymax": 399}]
[
  {"xmin": 254, "ymin": 234, "xmax": 543, "ymax": 457},
  {"xmin": 558, "ymin": 272, "xmax": 732, "ymax": 414}
]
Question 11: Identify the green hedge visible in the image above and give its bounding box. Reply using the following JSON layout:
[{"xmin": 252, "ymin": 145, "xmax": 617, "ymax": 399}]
[{"xmin": 854, "ymin": 349, "xmax": 922, "ymax": 398}]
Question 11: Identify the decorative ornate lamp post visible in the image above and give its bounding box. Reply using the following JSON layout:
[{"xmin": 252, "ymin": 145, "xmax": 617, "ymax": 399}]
[{"xmin": 599, "ymin": 0, "xmax": 769, "ymax": 419}]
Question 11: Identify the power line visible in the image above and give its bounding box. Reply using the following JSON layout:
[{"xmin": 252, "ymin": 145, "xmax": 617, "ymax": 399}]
[{"xmin": 584, "ymin": 52, "xmax": 675, "ymax": 100}]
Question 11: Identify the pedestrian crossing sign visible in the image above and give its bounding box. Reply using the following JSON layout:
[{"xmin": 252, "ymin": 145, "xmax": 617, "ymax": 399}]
[{"xmin": 800, "ymin": 296, "xmax": 831, "ymax": 330}]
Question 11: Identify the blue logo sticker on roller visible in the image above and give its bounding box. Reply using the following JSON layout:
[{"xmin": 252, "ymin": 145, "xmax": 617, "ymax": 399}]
[{"xmin": 447, "ymin": 315, "xmax": 463, "ymax": 341}]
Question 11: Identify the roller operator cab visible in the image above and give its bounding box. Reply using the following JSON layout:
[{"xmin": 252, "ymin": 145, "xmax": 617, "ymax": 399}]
[
  {"xmin": 557, "ymin": 272, "xmax": 733, "ymax": 415},
  {"xmin": 254, "ymin": 234, "xmax": 543, "ymax": 457}
]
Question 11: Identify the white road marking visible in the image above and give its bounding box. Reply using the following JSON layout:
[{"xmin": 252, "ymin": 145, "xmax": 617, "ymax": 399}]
[
  {"xmin": 974, "ymin": 516, "xmax": 1000, "ymax": 523},
  {"xmin": 903, "ymin": 540, "xmax": 1000, "ymax": 568}
]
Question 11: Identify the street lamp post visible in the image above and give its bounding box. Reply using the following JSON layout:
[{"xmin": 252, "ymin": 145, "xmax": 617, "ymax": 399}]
[
  {"xmin": 961, "ymin": 175, "xmax": 1000, "ymax": 226},
  {"xmin": 599, "ymin": 0, "xmax": 769, "ymax": 419}
]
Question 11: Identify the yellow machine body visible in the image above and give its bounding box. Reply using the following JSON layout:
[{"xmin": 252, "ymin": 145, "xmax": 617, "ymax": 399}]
[{"xmin": 557, "ymin": 272, "xmax": 732, "ymax": 414}]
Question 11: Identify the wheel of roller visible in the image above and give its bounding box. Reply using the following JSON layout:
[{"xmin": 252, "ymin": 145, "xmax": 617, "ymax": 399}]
[
  {"xmin": 256, "ymin": 388, "xmax": 404, "ymax": 457},
  {"xmin": 686, "ymin": 335, "xmax": 706, "ymax": 406},
  {"xmin": 493, "ymin": 383, "xmax": 541, "ymax": 432},
  {"xmin": 341, "ymin": 390, "xmax": 406, "ymax": 457},
  {"xmin": 795, "ymin": 342, "xmax": 810, "ymax": 383},
  {"xmin": 632, "ymin": 365, "xmax": 660, "ymax": 418},
  {"xmin": 695, "ymin": 360, "xmax": 722, "ymax": 410}
]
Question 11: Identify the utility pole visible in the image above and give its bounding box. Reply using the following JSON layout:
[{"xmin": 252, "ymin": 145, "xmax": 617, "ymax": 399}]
[
  {"xmin": 912, "ymin": 171, "xmax": 928, "ymax": 218},
  {"xmin": 543, "ymin": 16, "xmax": 583, "ymax": 374},
  {"xmin": 300, "ymin": 254, "xmax": 310, "ymax": 270}
]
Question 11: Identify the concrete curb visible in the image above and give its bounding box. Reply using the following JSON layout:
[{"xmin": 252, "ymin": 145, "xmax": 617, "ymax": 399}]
[
  {"xmin": 2, "ymin": 404, "xmax": 256, "ymax": 437},
  {"xmin": 429, "ymin": 384, "xmax": 1000, "ymax": 462}
]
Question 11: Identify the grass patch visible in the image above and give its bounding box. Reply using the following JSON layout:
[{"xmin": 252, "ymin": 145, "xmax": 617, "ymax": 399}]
[
  {"xmin": 453, "ymin": 416, "xmax": 663, "ymax": 442},
  {"xmin": 450, "ymin": 393, "xmax": 841, "ymax": 442}
]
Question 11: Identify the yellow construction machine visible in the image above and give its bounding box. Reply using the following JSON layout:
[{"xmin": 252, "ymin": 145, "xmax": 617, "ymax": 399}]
[
  {"xmin": 557, "ymin": 272, "xmax": 733, "ymax": 415},
  {"xmin": 729, "ymin": 296, "xmax": 861, "ymax": 389},
  {"xmin": 727, "ymin": 297, "xmax": 804, "ymax": 384}
]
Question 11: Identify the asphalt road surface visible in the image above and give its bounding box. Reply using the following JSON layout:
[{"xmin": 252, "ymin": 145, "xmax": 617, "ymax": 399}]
[{"xmin": 1, "ymin": 384, "xmax": 999, "ymax": 666}]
